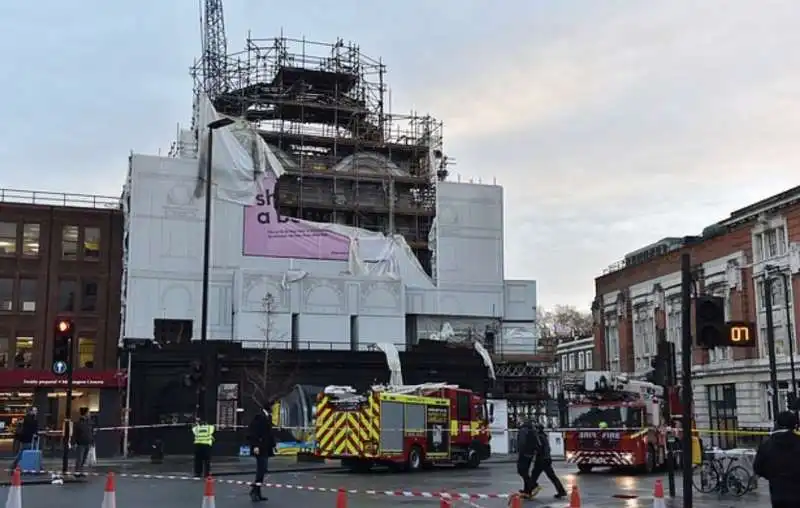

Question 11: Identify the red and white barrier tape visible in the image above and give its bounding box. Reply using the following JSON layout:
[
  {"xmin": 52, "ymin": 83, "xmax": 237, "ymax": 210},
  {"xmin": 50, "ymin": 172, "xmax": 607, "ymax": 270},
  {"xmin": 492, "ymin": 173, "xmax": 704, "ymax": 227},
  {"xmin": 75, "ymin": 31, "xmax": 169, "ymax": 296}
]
[{"xmin": 15, "ymin": 469, "xmax": 512, "ymax": 499}]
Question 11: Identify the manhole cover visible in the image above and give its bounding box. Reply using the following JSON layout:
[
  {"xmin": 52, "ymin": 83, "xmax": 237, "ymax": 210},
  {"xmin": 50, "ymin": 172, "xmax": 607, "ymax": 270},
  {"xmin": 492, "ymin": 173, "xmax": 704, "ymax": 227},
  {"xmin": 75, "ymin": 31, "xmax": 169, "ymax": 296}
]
[{"xmin": 612, "ymin": 494, "xmax": 639, "ymax": 499}]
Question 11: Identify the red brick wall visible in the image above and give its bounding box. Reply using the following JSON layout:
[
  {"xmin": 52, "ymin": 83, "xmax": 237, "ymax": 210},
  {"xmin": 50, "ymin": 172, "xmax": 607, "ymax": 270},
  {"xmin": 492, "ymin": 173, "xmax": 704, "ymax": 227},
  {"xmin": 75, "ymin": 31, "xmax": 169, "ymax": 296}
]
[{"xmin": 595, "ymin": 201, "xmax": 800, "ymax": 372}]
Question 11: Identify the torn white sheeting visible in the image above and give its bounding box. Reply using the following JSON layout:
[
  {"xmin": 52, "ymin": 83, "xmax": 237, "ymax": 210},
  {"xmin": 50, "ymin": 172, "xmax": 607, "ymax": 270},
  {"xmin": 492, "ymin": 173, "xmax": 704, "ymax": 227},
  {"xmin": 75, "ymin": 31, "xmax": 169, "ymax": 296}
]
[{"xmin": 194, "ymin": 93, "xmax": 281, "ymax": 205}]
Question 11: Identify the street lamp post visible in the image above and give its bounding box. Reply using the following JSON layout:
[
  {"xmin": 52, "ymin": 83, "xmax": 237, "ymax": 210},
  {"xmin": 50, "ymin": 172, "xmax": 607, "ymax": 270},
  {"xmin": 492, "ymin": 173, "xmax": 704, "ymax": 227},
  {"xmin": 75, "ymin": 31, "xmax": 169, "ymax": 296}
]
[
  {"xmin": 198, "ymin": 117, "xmax": 235, "ymax": 421},
  {"xmin": 765, "ymin": 265, "xmax": 797, "ymax": 410}
]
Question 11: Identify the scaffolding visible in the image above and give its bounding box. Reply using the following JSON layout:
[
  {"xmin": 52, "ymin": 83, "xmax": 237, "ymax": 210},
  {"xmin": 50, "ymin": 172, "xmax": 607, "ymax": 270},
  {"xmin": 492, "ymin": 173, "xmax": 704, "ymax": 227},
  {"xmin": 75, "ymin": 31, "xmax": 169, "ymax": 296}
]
[{"xmin": 190, "ymin": 35, "xmax": 447, "ymax": 275}]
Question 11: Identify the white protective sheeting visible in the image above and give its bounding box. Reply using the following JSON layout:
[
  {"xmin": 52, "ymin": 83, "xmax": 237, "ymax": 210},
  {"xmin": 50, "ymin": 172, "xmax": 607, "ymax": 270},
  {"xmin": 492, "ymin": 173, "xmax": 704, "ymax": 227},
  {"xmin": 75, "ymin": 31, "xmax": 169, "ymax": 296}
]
[
  {"xmin": 372, "ymin": 343, "xmax": 404, "ymax": 386},
  {"xmin": 194, "ymin": 93, "xmax": 280, "ymax": 205}
]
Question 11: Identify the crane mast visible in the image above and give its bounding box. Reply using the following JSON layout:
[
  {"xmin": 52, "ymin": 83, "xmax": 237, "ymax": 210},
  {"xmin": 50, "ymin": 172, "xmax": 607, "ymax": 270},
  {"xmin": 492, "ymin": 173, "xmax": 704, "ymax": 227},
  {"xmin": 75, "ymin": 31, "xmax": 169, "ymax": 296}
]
[{"xmin": 201, "ymin": 0, "xmax": 228, "ymax": 98}]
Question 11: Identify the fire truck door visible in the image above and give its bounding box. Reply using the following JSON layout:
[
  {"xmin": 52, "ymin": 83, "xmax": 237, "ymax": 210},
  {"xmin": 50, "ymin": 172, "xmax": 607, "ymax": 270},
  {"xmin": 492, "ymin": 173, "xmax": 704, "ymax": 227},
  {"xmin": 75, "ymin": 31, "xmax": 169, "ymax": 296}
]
[
  {"xmin": 425, "ymin": 404, "xmax": 450, "ymax": 457},
  {"xmin": 451, "ymin": 392, "xmax": 471, "ymax": 443}
]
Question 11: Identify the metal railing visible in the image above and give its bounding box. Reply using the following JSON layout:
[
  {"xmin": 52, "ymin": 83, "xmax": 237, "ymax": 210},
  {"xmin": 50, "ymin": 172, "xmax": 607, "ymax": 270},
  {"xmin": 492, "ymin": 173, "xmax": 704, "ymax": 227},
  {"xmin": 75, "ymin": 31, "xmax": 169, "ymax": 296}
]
[
  {"xmin": 0, "ymin": 188, "xmax": 120, "ymax": 210},
  {"xmin": 239, "ymin": 339, "xmax": 408, "ymax": 351}
]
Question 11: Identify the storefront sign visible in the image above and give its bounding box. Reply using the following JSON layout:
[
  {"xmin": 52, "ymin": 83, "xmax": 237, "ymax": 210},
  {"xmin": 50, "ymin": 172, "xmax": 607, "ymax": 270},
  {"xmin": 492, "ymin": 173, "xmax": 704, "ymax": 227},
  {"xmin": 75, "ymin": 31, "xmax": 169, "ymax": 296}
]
[{"xmin": 0, "ymin": 370, "xmax": 126, "ymax": 388}]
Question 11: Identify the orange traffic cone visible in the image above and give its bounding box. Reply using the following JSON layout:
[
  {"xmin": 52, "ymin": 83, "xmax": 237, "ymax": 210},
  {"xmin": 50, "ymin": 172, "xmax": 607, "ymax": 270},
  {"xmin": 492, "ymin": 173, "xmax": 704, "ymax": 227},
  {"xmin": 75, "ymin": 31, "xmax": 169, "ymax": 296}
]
[
  {"xmin": 5, "ymin": 468, "xmax": 22, "ymax": 508},
  {"xmin": 569, "ymin": 484, "xmax": 581, "ymax": 508},
  {"xmin": 202, "ymin": 476, "xmax": 215, "ymax": 508},
  {"xmin": 102, "ymin": 473, "xmax": 116, "ymax": 508},
  {"xmin": 335, "ymin": 488, "xmax": 347, "ymax": 508},
  {"xmin": 440, "ymin": 491, "xmax": 451, "ymax": 508},
  {"xmin": 508, "ymin": 492, "xmax": 522, "ymax": 508},
  {"xmin": 652, "ymin": 479, "xmax": 665, "ymax": 508}
]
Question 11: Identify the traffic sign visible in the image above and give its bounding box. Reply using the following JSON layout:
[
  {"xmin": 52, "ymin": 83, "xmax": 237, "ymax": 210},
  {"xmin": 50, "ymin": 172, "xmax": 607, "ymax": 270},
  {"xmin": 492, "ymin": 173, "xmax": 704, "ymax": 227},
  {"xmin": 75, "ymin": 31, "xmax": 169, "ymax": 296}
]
[{"xmin": 52, "ymin": 361, "xmax": 67, "ymax": 376}]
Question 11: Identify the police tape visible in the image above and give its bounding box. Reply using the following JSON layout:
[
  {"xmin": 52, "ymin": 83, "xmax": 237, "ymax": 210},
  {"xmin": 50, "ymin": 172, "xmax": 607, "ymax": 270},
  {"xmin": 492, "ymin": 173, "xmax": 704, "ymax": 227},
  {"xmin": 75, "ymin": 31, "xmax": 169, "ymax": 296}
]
[
  {"xmin": 16, "ymin": 469, "xmax": 515, "ymax": 499},
  {"xmin": 80, "ymin": 423, "xmax": 776, "ymax": 437}
]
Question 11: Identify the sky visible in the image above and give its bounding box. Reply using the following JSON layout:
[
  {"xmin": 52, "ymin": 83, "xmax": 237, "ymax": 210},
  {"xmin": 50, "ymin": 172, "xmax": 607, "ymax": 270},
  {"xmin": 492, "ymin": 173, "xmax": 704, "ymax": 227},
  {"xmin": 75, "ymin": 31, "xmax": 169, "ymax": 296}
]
[{"xmin": 2, "ymin": 1, "xmax": 800, "ymax": 310}]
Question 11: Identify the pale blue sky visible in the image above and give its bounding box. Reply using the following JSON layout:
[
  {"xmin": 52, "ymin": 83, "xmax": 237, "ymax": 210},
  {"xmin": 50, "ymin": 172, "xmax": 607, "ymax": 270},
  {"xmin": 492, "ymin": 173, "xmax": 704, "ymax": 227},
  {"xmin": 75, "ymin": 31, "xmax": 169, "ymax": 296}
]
[{"xmin": 2, "ymin": 1, "xmax": 799, "ymax": 308}]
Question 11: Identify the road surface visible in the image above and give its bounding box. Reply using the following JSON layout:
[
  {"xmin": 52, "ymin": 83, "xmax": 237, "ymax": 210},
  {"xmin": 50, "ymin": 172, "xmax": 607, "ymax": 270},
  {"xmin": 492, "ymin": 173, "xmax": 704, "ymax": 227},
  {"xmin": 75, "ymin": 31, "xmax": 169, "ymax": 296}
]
[{"xmin": 0, "ymin": 461, "xmax": 775, "ymax": 507}]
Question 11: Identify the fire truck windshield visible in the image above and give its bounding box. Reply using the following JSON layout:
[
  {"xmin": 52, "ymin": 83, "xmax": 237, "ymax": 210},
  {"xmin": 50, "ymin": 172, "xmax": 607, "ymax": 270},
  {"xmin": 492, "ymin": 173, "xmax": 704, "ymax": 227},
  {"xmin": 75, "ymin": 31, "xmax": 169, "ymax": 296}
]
[{"xmin": 568, "ymin": 405, "xmax": 643, "ymax": 428}]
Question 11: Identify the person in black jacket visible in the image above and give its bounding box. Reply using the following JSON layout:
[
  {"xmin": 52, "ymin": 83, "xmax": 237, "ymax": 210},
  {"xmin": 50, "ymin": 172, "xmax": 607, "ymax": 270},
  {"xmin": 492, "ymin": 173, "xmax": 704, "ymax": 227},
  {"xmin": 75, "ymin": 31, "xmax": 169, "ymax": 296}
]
[
  {"xmin": 10, "ymin": 407, "xmax": 38, "ymax": 472},
  {"xmin": 72, "ymin": 407, "xmax": 94, "ymax": 476},
  {"xmin": 247, "ymin": 406, "xmax": 276, "ymax": 502},
  {"xmin": 528, "ymin": 424, "xmax": 567, "ymax": 499},
  {"xmin": 753, "ymin": 411, "xmax": 800, "ymax": 508},
  {"xmin": 516, "ymin": 419, "xmax": 540, "ymax": 497}
]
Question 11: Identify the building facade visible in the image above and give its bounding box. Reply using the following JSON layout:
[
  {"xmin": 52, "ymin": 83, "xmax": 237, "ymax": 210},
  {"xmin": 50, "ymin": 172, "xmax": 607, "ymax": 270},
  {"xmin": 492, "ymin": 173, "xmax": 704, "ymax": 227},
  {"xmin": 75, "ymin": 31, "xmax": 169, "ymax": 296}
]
[
  {"xmin": 594, "ymin": 186, "xmax": 800, "ymax": 441},
  {"xmin": 0, "ymin": 189, "xmax": 125, "ymax": 456}
]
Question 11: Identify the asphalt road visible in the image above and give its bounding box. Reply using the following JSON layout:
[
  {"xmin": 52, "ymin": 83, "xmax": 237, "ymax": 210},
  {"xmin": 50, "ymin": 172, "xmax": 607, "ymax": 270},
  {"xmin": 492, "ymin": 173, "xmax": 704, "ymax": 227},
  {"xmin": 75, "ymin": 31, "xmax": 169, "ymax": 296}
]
[{"xmin": 0, "ymin": 462, "xmax": 776, "ymax": 508}]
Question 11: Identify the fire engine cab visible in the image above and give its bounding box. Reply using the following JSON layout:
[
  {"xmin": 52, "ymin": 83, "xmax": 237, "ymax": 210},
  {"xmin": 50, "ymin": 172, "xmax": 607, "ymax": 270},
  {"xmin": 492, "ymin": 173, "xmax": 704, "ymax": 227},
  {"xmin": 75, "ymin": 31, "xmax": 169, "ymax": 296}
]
[
  {"xmin": 314, "ymin": 383, "xmax": 491, "ymax": 472},
  {"xmin": 563, "ymin": 371, "xmax": 669, "ymax": 474}
]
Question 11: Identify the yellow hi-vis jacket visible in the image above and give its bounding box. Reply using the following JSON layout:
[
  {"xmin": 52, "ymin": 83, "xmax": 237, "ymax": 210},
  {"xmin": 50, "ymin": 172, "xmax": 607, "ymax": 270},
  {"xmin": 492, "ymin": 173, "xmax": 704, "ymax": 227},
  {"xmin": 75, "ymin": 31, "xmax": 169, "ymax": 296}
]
[{"xmin": 192, "ymin": 424, "xmax": 215, "ymax": 446}]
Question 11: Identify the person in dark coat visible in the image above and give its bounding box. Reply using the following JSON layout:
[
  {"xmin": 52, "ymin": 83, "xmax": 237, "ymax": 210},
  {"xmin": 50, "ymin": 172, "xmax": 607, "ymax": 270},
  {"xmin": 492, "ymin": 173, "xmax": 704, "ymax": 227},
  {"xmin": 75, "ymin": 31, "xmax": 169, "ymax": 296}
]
[
  {"xmin": 72, "ymin": 407, "xmax": 94, "ymax": 475},
  {"xmin": 529, "ymin": 424, "xmax": 567, "ymax": 499},
  {"xmin": 753, "ymin": 410, "xmax": 800, "ymax": 508},
  {"xmin": 516, "ymin": 419, "xmax": 541, "ymax": 497},
  {"xmin": 247, "ymin": 406, "xmax": 276, "ymax": 502},
  {"xmin": 10, "ymin": 407, "xmax": 38, "ymax": 471}
]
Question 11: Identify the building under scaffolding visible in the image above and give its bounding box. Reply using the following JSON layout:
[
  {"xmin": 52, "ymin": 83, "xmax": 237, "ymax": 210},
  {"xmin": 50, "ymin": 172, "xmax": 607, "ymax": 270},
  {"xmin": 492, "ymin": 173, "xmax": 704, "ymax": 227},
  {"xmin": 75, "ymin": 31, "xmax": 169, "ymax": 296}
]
[{"xmin": 193, "ymin": 36, "xmax": 445, "ymax": 275}]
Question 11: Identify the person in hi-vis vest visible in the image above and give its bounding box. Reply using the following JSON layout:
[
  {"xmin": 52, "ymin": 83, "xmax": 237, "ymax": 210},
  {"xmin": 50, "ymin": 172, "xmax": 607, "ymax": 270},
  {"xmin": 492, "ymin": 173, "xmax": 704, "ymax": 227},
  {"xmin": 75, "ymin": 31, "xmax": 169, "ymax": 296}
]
[{"xmin": 192, "ymin": 417, "xmax": 215, "ymax": 478}]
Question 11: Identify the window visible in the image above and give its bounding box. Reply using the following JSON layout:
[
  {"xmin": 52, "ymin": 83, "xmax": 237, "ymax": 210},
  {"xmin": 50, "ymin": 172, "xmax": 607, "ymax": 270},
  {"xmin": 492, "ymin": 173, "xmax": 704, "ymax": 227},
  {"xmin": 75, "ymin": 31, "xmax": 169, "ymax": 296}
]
[
  {"xmin": 577, "ymin": 351, "xmax": 585, "ymax": 370},
  {"xmin": 707, "ymin": 383, "xmax": 738, "ymax": 449},
  {"xmin": 62, "ymin": 225, "xmax": 78, "ymax": 259},
  {"xmin": 754, "ymin": 224, "xmax": 788, "ymax": 262},
  {"xmin": 58, "ymin": 280, "xmax": 77, "ymax": 312},
  {"xmin": 585, "ymin": 350, "xmax": 593, "ymax": 370},
  {"xmin": 0, "ymin": 279, "xmax": 12, "ymax": 311},
  {"xmin": 83, "ymin": 227, "xmax": 100, "ymax": 260},
  {"xmin": 707, "ymin": 285, "xmax": 732, "ymax": 363},
  {"xmin": 13, "ymin": 336, "xmax": 33, "ymax": 369},
  {"xmin": 568, "ymin": 353, "xmax": 575, "ymax": 371},
  {"xmin": 77, "ymin": 334, "xmax": 96, "ymax": 368},
  {"xmin": 561, "ymin": 355, "xmax": 567, "ymax": 373},
  {"xmin": 0, "ymin": 222, "xmax": 16, "ymax": 256},
  {"xmin": 0, "ymin": 335, "xmax": 8, "ymax": 368},
  {"xmin": 757, "ymin": 278, "xmax": 787, "ymax": 309},
  {"xmin": 80, "ymin": 280, "xmax": 98, "ymax": 312},
  {"xmin": 21, "ymin": 224, "xmax": 39, "ymax": 257},
  {"xmin": 18, "ymin": 279, "xmax": 37, "ymax": 312}
]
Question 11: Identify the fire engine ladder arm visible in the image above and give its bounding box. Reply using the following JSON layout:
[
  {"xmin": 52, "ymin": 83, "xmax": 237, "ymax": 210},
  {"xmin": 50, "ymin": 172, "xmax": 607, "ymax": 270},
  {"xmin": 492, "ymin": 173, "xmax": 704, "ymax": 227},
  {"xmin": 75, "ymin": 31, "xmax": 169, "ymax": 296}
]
[
  {"xmin": 372, "ymin": 342, "xmax": 404, "ymax": 385},
  {"xmin": 377, "ymin": 382, "xmax": 459, "ymax": 395}
]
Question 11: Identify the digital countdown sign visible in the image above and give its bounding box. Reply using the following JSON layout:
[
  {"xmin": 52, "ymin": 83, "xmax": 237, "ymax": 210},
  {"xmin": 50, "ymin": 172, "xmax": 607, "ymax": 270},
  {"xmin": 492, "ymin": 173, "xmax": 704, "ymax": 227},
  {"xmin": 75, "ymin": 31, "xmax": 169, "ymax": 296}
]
[{"xmin": 725, "ymin": 321, "xmax": 756, "ymax": 347}]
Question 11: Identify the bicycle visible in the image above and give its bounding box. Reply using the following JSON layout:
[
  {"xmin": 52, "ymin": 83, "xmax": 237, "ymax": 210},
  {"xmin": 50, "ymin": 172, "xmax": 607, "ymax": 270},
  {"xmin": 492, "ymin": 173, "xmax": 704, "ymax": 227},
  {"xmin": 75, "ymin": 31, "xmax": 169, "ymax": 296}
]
[{"xmin": 692, "ymin": 452, "xmax": 756, "ymax": 497}]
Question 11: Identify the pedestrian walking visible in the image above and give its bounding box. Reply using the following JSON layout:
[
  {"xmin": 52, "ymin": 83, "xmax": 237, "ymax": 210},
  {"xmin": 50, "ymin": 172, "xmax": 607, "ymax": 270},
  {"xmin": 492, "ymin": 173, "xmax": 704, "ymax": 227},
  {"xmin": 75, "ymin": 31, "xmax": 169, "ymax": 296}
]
[
  {"xmin": 10, "ymin": 407, "xmax": 38, "ymax": 472},
  {"xmin": 72, "ymin": 407, "xmax": 94, "ymax": 476},
  {"xmin": 191, "ymin": 417, "xmax": 215, "ymax": 478},
  {"xmin": 247, "ymin": 405, "xmax": 276, "ymax": 502},
  {"xmin": 753, "ymin": 410, "xmax": 800, "ymax": 508},
  {"xmin": 528, "ymin": 424, "xmax": 567, "ymax": 500},
  {"xmin": 516, "ymin": 418, "xmax": 541, "ymax": 498}
]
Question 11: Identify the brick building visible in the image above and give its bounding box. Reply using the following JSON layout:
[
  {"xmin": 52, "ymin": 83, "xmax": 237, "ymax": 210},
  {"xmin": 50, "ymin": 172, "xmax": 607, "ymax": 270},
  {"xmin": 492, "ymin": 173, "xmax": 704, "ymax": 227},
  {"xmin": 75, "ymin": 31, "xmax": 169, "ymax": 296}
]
[
  {"xmin": 0, "ymin": 188, "xmax": 125, "ymax": 456},
  {"xmin": 593, "ymin": 185, "xmax": 800, "ymax": 439}
]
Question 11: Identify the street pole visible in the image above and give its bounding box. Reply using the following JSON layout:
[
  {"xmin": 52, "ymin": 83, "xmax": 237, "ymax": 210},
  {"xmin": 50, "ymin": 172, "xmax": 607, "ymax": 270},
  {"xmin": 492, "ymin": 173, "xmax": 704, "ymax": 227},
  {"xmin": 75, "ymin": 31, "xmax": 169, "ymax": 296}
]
[
  {"xmin": 680, "ymin": 253, "xmax": 693, "ymax": 508},
  {"xmin": 764, "ymin": 276, "xmax": 780, "ymax": 424},
  {"xmin": 199, "ymin": 126, "xmax": 213, "ymax": 421},
  {"xmin": 61, "ymin": 334, "xmax": 76, "ymax": 476},
  {"xmin": 198, "ymin": 117, "xmax": 234, "ymax": 422},
  {"xmin": 779, "ymin": 272, "xmax": 797, "ymax": 404}
]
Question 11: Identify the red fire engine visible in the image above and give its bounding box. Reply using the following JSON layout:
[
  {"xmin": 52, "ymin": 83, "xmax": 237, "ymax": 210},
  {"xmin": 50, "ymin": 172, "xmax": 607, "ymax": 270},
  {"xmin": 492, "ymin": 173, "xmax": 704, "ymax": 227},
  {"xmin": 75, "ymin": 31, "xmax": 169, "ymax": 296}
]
[
  {"xmin": 314, "ymin": 383, "xmax": 491, "ymax": 472},
  {"xmin": 563, "ymin": 371, "xmax": 672, "ymax": 473}
]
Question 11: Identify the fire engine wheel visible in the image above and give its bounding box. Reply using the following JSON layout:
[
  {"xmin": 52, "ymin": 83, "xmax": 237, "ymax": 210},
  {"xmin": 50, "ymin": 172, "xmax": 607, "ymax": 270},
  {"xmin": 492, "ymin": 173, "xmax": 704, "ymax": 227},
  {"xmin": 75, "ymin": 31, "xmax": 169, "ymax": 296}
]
[
  {"xmin": 577, "ymin": 464, "xmax": 593, "ymax": 474},
  {"xmin": 407, "ymin": 445, "xmax": 423, "ymax": 472},
  {"xmin": 466, "ymin": 446, "xmax": 481, "ymax": 469}
]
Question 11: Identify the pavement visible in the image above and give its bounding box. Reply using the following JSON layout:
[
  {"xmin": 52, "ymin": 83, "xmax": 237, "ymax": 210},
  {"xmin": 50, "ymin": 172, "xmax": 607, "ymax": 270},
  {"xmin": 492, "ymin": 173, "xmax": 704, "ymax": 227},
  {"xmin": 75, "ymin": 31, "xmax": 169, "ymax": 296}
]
[{"xmin": 0, "ymin": 460, "xmax": 775, "ymax": 507}]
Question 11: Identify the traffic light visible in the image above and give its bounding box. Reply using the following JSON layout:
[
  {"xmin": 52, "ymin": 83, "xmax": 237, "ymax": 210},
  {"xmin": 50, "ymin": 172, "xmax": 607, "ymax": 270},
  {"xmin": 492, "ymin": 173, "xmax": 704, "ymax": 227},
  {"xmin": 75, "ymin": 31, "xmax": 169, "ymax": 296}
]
[
  {"xmin": 53, "ymin": 318, "xmax": 74, "ymax": 375},
  {"xmin": 695, "ymin": 296, "xmax": 726, "ymax": 348},
  {"xmin": 647, "ymin": 339, "xmax": 676, "ymax": 387}
]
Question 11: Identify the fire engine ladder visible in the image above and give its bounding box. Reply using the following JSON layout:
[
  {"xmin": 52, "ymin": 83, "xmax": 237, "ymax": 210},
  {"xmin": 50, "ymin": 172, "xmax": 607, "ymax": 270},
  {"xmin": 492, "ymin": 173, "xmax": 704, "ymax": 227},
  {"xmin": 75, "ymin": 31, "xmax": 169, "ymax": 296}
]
[{"xmin": 375, "ymin": 383, "xmax": 460, "ymax": 395}]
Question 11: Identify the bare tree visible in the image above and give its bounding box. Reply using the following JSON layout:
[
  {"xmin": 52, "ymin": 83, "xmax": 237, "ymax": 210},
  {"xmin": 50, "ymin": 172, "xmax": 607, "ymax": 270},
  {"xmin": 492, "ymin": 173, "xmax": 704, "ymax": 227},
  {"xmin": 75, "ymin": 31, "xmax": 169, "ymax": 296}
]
[{"xmin": 536, "ymin": 305, "xmax": 593, "ymax": 344}]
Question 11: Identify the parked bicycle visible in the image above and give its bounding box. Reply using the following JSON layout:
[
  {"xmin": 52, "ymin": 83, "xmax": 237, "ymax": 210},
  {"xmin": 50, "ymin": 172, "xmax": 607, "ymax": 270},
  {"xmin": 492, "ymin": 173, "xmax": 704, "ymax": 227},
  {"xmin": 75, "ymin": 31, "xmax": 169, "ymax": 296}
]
[{"xmin": 692, "ymin": 452, "xmax": 756, "ymax": 497}]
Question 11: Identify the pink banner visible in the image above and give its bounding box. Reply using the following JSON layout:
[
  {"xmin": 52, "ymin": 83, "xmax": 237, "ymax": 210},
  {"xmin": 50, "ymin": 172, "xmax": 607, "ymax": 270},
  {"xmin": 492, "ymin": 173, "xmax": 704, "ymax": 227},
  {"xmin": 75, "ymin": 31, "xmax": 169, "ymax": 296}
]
[{"xmin": 242, "ymin": 173, "xmax": 350, "ymax": 260}]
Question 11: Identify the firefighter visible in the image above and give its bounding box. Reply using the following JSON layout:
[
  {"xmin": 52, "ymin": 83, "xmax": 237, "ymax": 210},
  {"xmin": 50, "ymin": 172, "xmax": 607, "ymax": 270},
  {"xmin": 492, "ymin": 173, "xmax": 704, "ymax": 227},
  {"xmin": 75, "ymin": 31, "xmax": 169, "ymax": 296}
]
[
  {"xmin": 191, "ymin": 417, "xmax": 215, "ymax": 478},
  {"xmin": 516, "ymin": 419, "xmax": 540, "ymax": 498},
  {"xmin": 529, "ymin": 424, "xmax": 568, "ymax": 500}
]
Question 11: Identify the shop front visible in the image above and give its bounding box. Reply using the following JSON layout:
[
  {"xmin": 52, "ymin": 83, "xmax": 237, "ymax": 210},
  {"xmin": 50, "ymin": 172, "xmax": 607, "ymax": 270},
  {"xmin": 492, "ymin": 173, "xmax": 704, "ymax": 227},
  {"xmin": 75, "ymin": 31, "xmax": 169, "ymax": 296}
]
[{"xmin": 0, "ymin": 370, "xmax": 125, "ymax": 458}]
